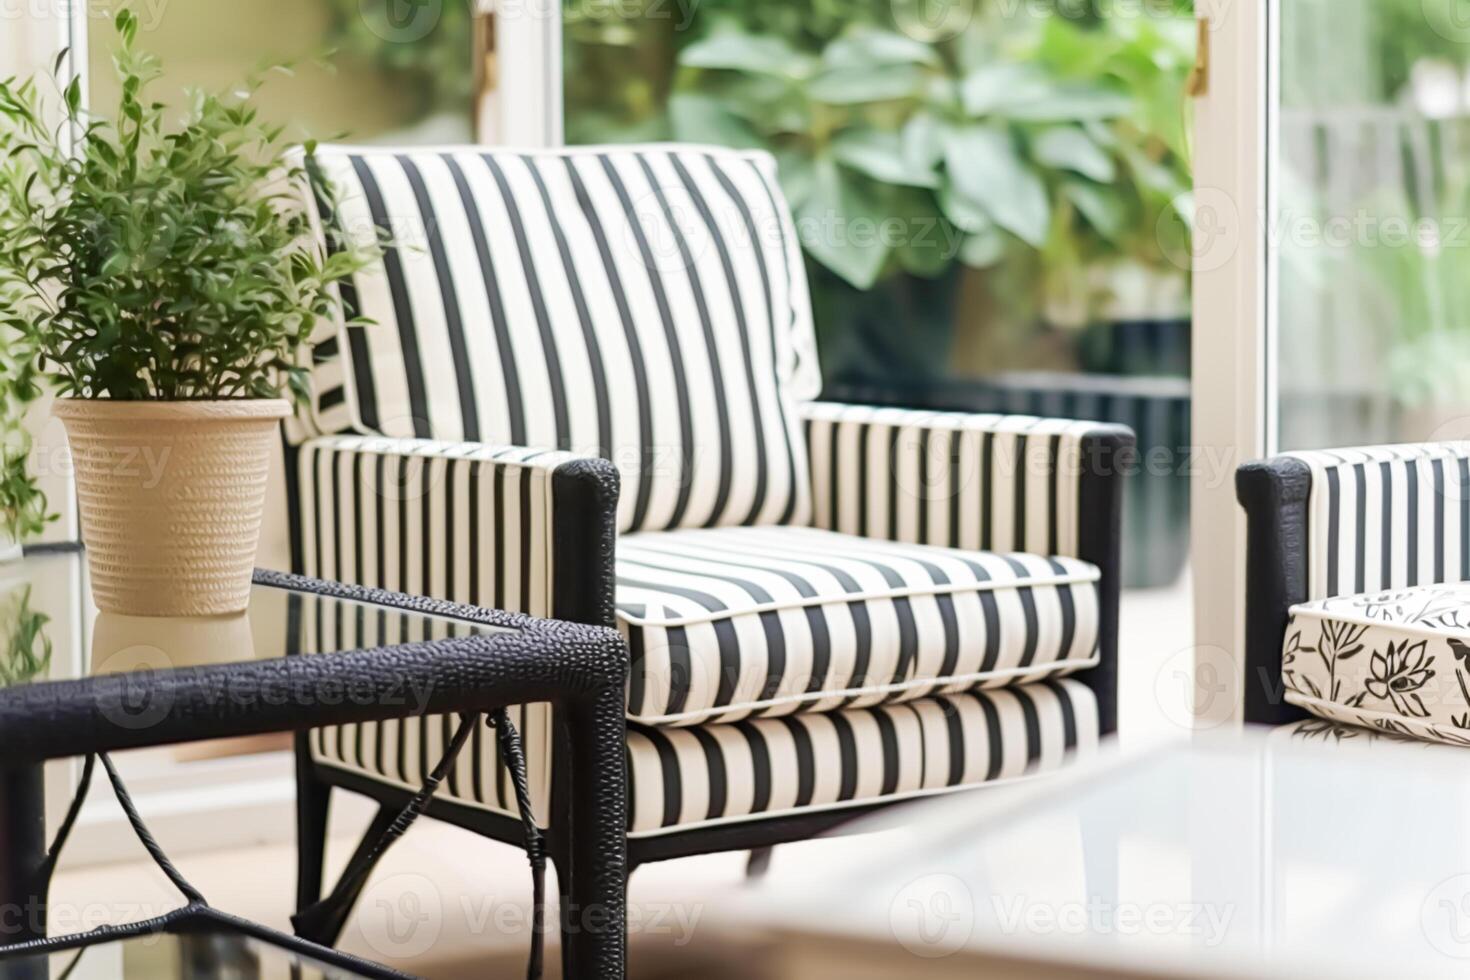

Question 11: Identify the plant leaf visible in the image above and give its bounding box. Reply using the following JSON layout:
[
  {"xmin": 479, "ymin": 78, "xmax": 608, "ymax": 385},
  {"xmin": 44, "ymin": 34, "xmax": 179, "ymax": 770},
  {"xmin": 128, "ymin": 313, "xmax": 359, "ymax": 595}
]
[
  {"xmin": 831, "ymin": 129, "xmax": 937, "ymax": 187},
  {"xmin": 679, "ymin": 32, "xmax": 814, "ymax": 79},
  {"xmin": 668, "ymin": 93, "xmax": 764, "ymax": 149},
  {"xmin": 1064, "ymin": 179, "xmax": 1125, "ymax": 241},
  {"xmin": 942, "ymin": 125, "xmax": 1050, "ymax": 247},
  {"xmin": 794, "ymin": 157, "xmax": 890, "ymax": 289},
  {"xmin": 822, "ymin": 27, "xmax": 941, "ymax": 70},
  {"xmin": 807, "ymin": 65, "xmax": 925, "ymax": 105},
  {"xmin": 1033, "ymin": 126, "xmax": 1115, "ymax": 182}
]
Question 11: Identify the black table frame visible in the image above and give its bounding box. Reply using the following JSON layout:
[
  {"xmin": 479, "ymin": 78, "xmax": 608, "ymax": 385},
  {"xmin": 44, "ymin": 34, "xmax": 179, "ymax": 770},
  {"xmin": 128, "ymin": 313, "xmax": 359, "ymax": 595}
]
[{"xmin": 0, "ymin": 568, "xmax": 629, "ymax": 978}]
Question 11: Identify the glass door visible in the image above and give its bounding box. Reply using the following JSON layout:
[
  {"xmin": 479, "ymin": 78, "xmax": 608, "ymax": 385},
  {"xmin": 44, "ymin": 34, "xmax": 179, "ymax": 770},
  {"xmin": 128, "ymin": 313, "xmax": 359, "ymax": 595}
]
[
  {"xmin": 1192, "ymin": 0, "xmax": 1470, "ymax": 725},
  {"xmin": 1276, "ymin": 0, "xmax": 1470, "ymax": 451},
  {"xmin": 562, "ymin": 0, "xmax": 1200, "ymax": 743}
]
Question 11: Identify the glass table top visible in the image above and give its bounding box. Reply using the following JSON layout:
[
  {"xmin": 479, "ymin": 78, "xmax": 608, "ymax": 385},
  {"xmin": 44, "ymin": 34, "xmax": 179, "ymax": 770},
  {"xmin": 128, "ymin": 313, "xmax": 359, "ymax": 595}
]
[
  {"xmin": 731, "ymin": 728, "xmax": 1470, "ymax": 979},
  {"xmin": 0, "ymin": 926, "xmax": 378, "ymax": 978},
  {"xmin": 0, "ymin": 550, "xmax": 496, "ymax": 691}
]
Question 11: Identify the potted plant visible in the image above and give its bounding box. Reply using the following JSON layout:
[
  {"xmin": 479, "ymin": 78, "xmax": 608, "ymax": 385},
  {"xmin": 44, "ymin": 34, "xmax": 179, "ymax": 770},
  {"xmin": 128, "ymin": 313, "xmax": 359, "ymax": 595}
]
[{"xmin": 0, "ymin": 12, "xmax": 371, "ymax": 615}]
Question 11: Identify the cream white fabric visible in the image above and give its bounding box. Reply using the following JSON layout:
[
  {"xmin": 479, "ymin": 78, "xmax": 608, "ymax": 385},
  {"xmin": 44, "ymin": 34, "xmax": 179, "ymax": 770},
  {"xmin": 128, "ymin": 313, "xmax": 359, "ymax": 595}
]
[
  {"xmin": 625, "ymin": 679, "xmax": 1097, "ymax": 835},
  {"xmin": 1286, "ymin": 443, "xmax": 1470, "ymax": 600},
  {"xmin": 802, "ymin": 402, "xmax": 1117, "ymax": 560},
  {"xmin": 618, "ymin": 526, "xmax": 1100, "ymax": 726},
  {"xmin": 1284, "ymin": 582, "xmax": 1470, "ymax": 746},
  {"xmin": 296, "ymin": 143, "xmax": 818, "ymax": 534}
]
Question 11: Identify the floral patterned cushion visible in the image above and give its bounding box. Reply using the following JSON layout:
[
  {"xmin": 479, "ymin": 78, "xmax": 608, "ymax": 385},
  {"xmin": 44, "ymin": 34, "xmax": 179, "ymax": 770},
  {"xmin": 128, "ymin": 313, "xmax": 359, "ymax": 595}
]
[{"xmin": 1283, "ymin": 584, "xmax": 1470, "ymax": 746}]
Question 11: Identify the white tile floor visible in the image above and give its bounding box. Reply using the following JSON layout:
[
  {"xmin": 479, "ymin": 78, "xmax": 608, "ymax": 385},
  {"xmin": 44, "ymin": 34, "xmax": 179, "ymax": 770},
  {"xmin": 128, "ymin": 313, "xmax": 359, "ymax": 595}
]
[{"xmin": 48, "ymin": 577, "xmax": 1194, "ymax": 978}]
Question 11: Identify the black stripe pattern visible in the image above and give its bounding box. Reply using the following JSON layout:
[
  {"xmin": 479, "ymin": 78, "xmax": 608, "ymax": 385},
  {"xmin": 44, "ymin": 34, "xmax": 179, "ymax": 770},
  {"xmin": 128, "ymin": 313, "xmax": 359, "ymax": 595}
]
[
  {"xmin": 802, "ymin": 402, "xmax": 1115, "ymax": 559},
  {"xmin": 625, "ymin": 679, "xmax": 1096, "ymax": 834},
  {"xmin": 294, "ymin": 144, "xmax": 823, "ymax": 534},
  {"xmin": 297, "ymin": 434, "xmax": 570, "ymax": 820},
  {"xmin": 1289, "ymin": 444, "xmax": 1470, "ymax": 599},
  {"xmin": 618, "ymin": 526, "xmax": 1100, "ymax": 726},
  {"xmin": 287, "ymin": 146, "xmax": 1118, "ymax": 834}
]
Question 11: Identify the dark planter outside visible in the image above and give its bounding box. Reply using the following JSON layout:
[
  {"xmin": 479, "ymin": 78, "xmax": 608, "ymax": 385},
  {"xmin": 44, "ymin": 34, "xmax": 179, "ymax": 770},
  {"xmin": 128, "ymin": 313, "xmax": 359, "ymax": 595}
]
[
  {"xmin": 1077, "ymin": 316, "xmax": 1191, "ymax": 377},
  {"xmin": 809, "ymin": 262, "xmax": 963, "ymax": 387}
]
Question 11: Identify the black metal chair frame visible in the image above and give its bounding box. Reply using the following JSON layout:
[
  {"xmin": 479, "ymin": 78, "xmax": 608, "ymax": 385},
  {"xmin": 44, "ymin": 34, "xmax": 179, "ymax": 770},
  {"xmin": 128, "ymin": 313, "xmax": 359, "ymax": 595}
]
[{"xmin": 1236, "ymin": 456, "xmax": 1336, "ymax": 726}]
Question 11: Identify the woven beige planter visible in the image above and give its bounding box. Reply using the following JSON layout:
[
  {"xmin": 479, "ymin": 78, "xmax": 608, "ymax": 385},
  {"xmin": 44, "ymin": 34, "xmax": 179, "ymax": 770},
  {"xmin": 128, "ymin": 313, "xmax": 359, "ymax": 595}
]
[{"xmin": 54, "ymin": 398, "xmax": 290, "ymax": 616}]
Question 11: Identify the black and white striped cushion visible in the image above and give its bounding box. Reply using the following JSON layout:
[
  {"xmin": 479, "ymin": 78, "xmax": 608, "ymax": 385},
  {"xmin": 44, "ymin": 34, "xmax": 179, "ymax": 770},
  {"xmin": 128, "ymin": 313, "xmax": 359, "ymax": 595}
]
[
  {"xmin": 617, "ymin": 525, "xmax": 1100, "ymax": 726},
  {"xmin": 296, "ymin": 433, "xmax": 580, "ymax": 822},
  {"xmin": 288, "ymin": 584, "xmax": 551, "ymax": 818},
  {"xmin": 626, "ymin": 678, "xmax": 1097, "ymax": 835},
  {"xmin": 802, "ymin": 402, "xmax": 1115, "ymax": 559},
  {"xmin": 298, "ymin": 143, "xmax": 820, "ymax": 534},
  {"xmin": 1288, "ymin": 443, "xmax": 1470, "ymax": 600}
]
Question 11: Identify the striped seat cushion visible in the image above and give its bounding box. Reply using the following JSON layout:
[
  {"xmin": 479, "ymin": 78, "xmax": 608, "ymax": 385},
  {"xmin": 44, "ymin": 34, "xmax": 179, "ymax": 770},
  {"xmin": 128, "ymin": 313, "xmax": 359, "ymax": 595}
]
[
  {"xmin": 299, "ymin": 143, "xmax": 820, "ymax": 534},
  {"xmin": 617, "ymin": 525, "xmax": 1101, "ymax": 727},
  {"xmin": 626, "ymin": 679, "xmax": 1098, "ymax": 835},
  {"xmin": 1283, "ymin": 583, "xmax": 1470, "ymax": 746}
]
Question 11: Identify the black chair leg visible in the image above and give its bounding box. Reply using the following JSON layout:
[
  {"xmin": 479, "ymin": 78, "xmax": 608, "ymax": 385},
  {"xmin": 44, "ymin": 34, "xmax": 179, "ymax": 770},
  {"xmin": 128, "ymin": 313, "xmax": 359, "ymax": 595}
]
[
  {"xmin": 293, "ymin": 804, "xmax": 398, "ymax": 947},
  {"xmin": 294, "ymin": 737, "xmax": 331, "ymax": 913},
  {"xmin": 557, "ymin": 686, "xmax": 628, "ymax": 978},
  {"xmin": 745, "ymin": 847, "xmax": 773, "ymax": 879}
]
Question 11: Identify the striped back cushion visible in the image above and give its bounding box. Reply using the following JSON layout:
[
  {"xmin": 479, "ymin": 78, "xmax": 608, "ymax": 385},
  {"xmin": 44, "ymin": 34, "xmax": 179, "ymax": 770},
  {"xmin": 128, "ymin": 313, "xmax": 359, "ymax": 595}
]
[
  {"xmin": 1288, "ymin": 443, "xmax": 1470, "ymax": 599},
  {"xmin": 298, "ymin": 143, "xmax": 821, "ymax": 533}
]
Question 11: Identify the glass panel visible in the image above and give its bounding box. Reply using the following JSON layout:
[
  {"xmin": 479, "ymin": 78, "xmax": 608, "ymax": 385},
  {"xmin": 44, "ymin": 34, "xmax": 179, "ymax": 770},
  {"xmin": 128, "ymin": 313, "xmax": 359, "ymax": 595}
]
[
  {"xmin": 85, "ymin": 1, "xmax": 476, "ymax": 144},
  {"xmin": 1276, "ymin": 0, "xmax": 1470, "ymax": 450},
  {"xmin": 564, "ymin": 0, "xmax": 1197, "ymax": 714},
  {"xmin": 14, "ymin": 927, "xmax": 364, "ymax": 978},
  {"xmin": 0, "ymin": 551, "xmax": 496, "ymax": 690}
]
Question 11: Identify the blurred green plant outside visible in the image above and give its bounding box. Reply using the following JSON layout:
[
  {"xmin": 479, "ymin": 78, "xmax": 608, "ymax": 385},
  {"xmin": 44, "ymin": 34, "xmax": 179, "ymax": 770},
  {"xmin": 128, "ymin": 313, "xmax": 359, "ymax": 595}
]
[
  {"xmin": 0, "ymin": 328, "xmax": 49, "ymax": 545},
  {"xmin": 0, "ymin": 585, "xmax": 50, "ymax": 688},
  {"xmin": 565, "ymin": 0, "xmax": 1197, "ymax": 337},
  {"xmin": 1279, "ymin": 0, "xmax": 1470, "ymax": 412},
  {"xmin": 321, "ymin": 0, "xmax": 476, "ymax": 122}
]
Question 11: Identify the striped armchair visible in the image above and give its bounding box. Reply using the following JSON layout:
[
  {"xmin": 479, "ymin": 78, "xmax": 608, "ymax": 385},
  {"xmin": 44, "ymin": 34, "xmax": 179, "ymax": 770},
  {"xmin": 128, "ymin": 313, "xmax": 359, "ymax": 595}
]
[
  {"xmin": 284, "ymin": 144, "xmax": 1133, "ymax": 945},
  {"xmin": 1239, "ymin": 445, "xmax": 1470, "ymax": 743}
]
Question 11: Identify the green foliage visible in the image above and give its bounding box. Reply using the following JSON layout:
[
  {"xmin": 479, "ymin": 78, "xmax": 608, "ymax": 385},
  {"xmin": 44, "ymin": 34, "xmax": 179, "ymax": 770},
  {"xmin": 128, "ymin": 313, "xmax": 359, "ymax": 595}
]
[
  {"xmin": 565, "ymin": 0, "xmax": 1193, "ymax": 322},
  {"xmin": 0, "ymin": 11, "xmax": 376, "ymax": 403},
  {"xmin": 1350, "ymin": 143, "xmax": 1470, "ymax": 408},
  {"xmin": 0, "ymin": 585, "xmax": 50, "ymax": 687},
  {"xmin": 322, "ymin": 0, "xmax": 475, "ymax": 121},
  {"xmin": 0, "ymin": 325, "xmax": 50, "ymax": 543}
]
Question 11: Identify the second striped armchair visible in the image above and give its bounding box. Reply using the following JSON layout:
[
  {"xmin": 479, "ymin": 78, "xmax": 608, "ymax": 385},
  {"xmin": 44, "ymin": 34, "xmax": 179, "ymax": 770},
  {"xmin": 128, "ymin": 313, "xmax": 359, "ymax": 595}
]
[{"xmin": 283, "ymin": 142, "xmax": 1134, "ymax": 963}]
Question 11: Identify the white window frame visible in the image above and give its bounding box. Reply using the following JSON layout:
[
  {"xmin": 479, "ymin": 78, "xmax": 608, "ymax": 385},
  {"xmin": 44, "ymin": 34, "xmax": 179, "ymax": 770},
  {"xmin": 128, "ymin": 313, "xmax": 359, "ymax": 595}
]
[
  {"xmin": 481, "ymin": 0, "xmax": 563, "ymax": 145},
  {"xmin": 1189, "ymin": 0, "xmax": 1277, "ymax": 727}
]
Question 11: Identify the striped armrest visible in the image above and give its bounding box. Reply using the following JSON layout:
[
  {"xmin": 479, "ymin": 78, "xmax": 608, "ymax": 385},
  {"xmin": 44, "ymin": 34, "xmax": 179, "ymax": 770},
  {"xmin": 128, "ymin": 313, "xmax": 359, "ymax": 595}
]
[
  {"xmin": 1244, "ymin": 443, "xmax": 1470, "ymax": 601},
  {"xmin": 289, "ymin": 435, "xmax": 619, "ymax": 826},
  {"xmin": 800, "ymin": 402, "xmax": 1134, "ymax": 561},
  {"xmin": 1236, "ymin": 442, "xmax": 1470, "ymax": 725},
  {"xmin": 292, "ymin": 435, "xmax": 619, "ymax": 625}
]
